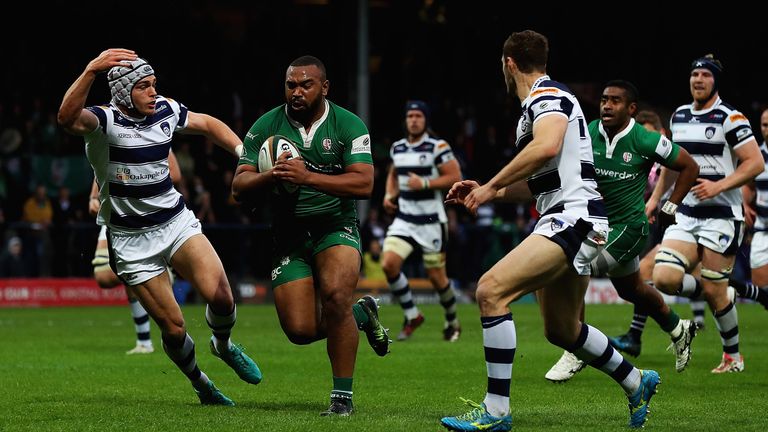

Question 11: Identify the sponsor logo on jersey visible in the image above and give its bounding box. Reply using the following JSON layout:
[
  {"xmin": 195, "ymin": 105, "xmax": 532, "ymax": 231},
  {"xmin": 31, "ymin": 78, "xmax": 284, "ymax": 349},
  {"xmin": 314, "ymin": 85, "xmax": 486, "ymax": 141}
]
[
  {"xmin": 730, "ymin": 113, "xmax": 748, "ymax": 122},
  {"xmin": 115, "ymin": 167, "xmax": 169, "ymax": 182},
  {"xmin": 705, "ymin": 126, "xmax": 716, "ymax": 139},
  {"xmin": 530, "ymin": 88, "xmax": 558, "ymax": 97},
  {"xmin": 595, "ymin": 167, "xmax": 639, "ymax": 180},
  {"xmin": 246, "ymin": 132, "xmax": 257, "ymax": 140},
  {"xmin": 280, "ymin": 256, "xmax": 291, "ymax": 266},
  {"xmin": 736, "ymin": 128, "xmax": 752, "ymax": 139},
  {"xmin": 161, "ymin": 121, "xmax": 171, "ymax": 137},
  {"xmin": 351, "ymin": 135, "xmax": 371, "ymax": 155},
  {"xmin": 623, "ymin": 152, "xmax": 633, "ymax": 162},
  {"xmin": 117, "ymin": 132, "xmax": 142, "ymax": 139}
]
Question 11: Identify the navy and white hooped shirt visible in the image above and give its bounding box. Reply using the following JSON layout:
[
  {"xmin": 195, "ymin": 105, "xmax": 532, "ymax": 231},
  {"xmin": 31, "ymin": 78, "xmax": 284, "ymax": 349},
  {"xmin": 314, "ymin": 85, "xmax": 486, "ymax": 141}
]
[{"xmin": 85, "ymin": 96, "xmax": 188, "ymax": 232}]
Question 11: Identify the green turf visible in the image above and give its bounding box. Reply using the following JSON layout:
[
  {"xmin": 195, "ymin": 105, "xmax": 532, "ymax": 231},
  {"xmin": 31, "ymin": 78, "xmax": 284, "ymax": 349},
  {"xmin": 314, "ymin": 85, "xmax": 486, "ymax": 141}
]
[{"xmin": 1, "ymin": 302, "xmax": 766, "ymax": 431}]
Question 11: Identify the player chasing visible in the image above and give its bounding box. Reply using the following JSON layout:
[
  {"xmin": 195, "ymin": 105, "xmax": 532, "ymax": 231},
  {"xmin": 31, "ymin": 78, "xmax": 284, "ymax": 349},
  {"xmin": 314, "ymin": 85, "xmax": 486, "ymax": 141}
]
[
  {"xmin": 439, "ymin": 31, "xmax": 659, "ymax": 431},
  {"xmin": 58, "ymin": 49, "xmax": 261, "ymax": 406}
]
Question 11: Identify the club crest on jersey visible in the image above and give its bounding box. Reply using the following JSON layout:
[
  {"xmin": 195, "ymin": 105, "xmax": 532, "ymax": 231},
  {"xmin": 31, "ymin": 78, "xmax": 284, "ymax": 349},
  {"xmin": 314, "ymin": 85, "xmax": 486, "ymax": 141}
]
[
  {"xmin": 550, "ymin": 217, "xmax": 564, "ymax": 231},
  {"xmin": 322, "ymin": 138, "xmax": 332, "ymax": 151},
  {"xmin": 719, "ymin": 234, "xmax": 730, "ymax": 247},
  {"xmin": 623, "ymin": 152, "xmax": 633, "ymax": 163},
  {"xmin": 419, "ymin": 154, "xmax": 428, "ymax": 165},
  {"xmin": 705, "ymin": 126, "xmax": 716, "ymax": 139},
  {"xmin": 161, "ymin": 121, "xmax": 171, "ymax": 137}
]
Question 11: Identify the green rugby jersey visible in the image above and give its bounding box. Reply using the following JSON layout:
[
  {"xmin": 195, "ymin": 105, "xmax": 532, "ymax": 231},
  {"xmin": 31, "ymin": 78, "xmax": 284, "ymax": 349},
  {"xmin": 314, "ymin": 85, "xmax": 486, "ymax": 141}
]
[
  {"xmin": 589, "ymin": 118, "xmax": 680, "ymax": 225},
  {"xmin": 239, "ymin": 100, "xmax": 372, "ymax": 223}
]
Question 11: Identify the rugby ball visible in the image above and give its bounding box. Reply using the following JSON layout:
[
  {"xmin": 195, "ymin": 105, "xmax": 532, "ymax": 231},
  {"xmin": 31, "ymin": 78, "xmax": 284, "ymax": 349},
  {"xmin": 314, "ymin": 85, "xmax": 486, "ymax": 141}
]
[{"xmin": 258, "ymin": 135, "xmax": 302, "ymax": 193}]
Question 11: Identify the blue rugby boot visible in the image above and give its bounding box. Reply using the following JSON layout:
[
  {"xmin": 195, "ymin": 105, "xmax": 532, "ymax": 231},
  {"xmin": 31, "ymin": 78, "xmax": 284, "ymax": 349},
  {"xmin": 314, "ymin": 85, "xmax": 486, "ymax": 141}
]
[
  {"xmin": 210, "ymin": 339, "xmax": 263, "ymax": 385},
  {"xmin": 440, "ymin": 398, "xmax": 512, "ymax": 432},
  {"xmin": 195, "ymin": 380, "xmax": 235, "ymax": 406},
  {"xmin": 627, "ymin": 369, "xmax": 660, "ymax": 428}
]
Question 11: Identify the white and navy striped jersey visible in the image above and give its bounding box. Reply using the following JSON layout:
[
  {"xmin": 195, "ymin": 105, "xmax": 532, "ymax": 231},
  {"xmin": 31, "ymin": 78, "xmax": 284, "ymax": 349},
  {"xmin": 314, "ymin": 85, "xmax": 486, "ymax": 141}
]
[
  {"xmin": 390, "ymin": 134, "xmax": 455, "ymax": 224},
  {"xmin": 754, "ymin": 142, "xmax": 768, "ymax": 231},
  {"xmin": 670, "ymin": 97, "xmax": 755, "ymax": 220},
  {"xmin": 517, "ymin": 75, "xmax": 606, "ymax": 223},
  {"xmin": 85, "ymin": 96, "xmax": 188, "ymax": 231}
]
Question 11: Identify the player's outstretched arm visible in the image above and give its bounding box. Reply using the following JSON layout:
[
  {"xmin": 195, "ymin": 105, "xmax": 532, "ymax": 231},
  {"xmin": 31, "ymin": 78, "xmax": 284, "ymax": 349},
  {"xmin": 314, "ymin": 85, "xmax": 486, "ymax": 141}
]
[
  {"xmin": 58, "ymin": 48, "xmax": 137, "ymax": 135},
  {"xmin": 182, "ymin": 112, "xmax": 244, "ymax": 157}
]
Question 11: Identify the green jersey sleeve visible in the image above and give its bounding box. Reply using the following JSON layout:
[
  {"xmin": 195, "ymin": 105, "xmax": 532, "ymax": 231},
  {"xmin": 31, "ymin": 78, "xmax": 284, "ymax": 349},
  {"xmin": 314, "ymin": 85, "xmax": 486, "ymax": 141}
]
[
  {"xmin": 637, "ymin": 127, "xmax": 680, "ymax": 167},
  {"xmin": 336, "ymin": 107, "xmax": 373, "ymax": 167}
]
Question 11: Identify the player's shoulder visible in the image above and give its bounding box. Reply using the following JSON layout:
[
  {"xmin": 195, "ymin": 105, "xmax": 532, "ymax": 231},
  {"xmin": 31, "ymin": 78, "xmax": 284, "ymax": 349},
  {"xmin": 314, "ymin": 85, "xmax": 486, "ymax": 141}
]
[
  {"xmin": 328, "ymin": 101, "xmax": 365, "ymax": 125},
  {"xmin": 531, "ymin": 79, "xmax": 574, "ymax": 99},
  {"xmin": 717, "ymin": 101, "xmax": 749, "ymax": 124},
  {"xmin": 251, "ymin": 105, "xmax": 286, "ymax": 128},
  {"xmin": 587, "ymin": 119, "xmax": 601, "ymax": 133},
  {"xmin": 631, "ymin": 121, "xmax": 661, "ymax": 141}
]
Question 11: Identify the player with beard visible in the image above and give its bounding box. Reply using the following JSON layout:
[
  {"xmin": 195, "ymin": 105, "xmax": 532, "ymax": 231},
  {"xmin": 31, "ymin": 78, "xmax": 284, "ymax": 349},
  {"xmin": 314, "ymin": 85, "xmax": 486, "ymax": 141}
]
[
  {"xmin": 233, "ymin": 55, "xmax": 390, "ymax": 416},
  {"xmin": 652, "ymin": 55, "xmax": 763, "ymax": 373}
]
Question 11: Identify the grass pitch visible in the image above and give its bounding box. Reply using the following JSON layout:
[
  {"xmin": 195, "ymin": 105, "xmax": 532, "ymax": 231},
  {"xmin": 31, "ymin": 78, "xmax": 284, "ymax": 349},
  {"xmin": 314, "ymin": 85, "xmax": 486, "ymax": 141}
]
[{"xmin": 1, "ymin": 302, "xmax": 767, "ymax": 431}]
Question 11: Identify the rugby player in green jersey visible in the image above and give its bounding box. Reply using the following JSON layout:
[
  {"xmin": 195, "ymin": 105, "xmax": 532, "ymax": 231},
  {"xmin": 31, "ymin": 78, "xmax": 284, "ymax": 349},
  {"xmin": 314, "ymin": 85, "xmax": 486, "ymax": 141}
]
[
  {"xmin": 545, "ymin": 80, "xmax": 700, "ymax": 382},
  {"xmin": 232, "ymin": 55, "xmax": 390, "ymax": 416}
]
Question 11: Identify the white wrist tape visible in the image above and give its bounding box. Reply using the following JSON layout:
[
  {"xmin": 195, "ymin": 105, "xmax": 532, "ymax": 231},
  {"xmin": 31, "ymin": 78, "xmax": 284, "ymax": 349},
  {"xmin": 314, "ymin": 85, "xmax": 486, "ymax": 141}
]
[{"xmin": 661, "ymin": 201, "xmax": 678, "ymax": 215}]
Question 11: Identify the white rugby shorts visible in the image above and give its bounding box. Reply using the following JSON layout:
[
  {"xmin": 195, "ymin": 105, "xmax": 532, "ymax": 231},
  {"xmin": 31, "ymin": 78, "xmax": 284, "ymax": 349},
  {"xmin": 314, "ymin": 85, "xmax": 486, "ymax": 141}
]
[{"xmin": 108, "ymin": 208, "xmax": 201, "ymax": 285}]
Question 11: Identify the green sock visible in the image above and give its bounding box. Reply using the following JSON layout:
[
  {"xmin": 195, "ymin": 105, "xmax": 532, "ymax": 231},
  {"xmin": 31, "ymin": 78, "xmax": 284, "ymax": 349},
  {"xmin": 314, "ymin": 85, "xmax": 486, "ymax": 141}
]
[
  {"xmin": 332, "ymin": 376, "xmax": 353, "ymax": 395},
  {"xmin": 655, "ymin": 309, "xmax": 681, "ymax": 334},
  {"xmin": 352, "ymin": 302, "xmax": 369, "ymax": 329}
]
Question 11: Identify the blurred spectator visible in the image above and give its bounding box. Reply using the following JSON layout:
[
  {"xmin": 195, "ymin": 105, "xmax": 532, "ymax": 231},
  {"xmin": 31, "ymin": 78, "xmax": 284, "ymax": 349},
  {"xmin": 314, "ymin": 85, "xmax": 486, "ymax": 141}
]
[
  {"xmin": 360, "ymin": 206, "xmax": 387, "ymax": 251},
  {"xmin": 174, "ymin": 140, "xmax": 196, "ymax": 180},
  {"xmin": 191, "ymin": 176, "xmax": 216, "ymax": 224},
  {"xmin": 21, "ymin": 184, "xmax": 53, "ymax": 276},
  {"xmin": 22, "ymin": 184, "xmax": 53, "ymax": 227},
  {"xmin": 0, "ymin": 236, "xmax": 27, "ymax": 277},
  {"xmin": 361, "ymin": 238, "xmax": 386, "ymax": 282}
]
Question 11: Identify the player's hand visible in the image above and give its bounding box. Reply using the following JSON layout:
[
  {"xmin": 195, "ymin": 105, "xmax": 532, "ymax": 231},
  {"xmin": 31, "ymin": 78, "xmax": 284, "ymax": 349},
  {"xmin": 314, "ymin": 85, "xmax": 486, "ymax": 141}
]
[
  {"xmin": 744, "ymin": 202, "xmax": 757, "ymax": 228},
  {"xmin": 445, "ymin": 180, "xmax": 479, "ymax": 206},
  {"xmin": 272, "ymin": 152, "xmax": 308, "ymax": 185},
  {"xmin": 406, "ymin": 172, "xmax": 427, "ymax": 190},
  {"xmin": 88, "ymin": 197, "xmax": 100, "ymax": 216},
  {"xmin": 645, "ymin": 196, "xmax": 659, "ymax": 223},
  {"xmin": 86, "ymin": 49, "xmax": 137, "ymax": 75},
  {"xmin": 382, "ymin": 194, "xmax": 398, "ymax": 215},
  {"xmin": 691, "ymin": 178, "xmax": 723, "ymax": 201}
]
